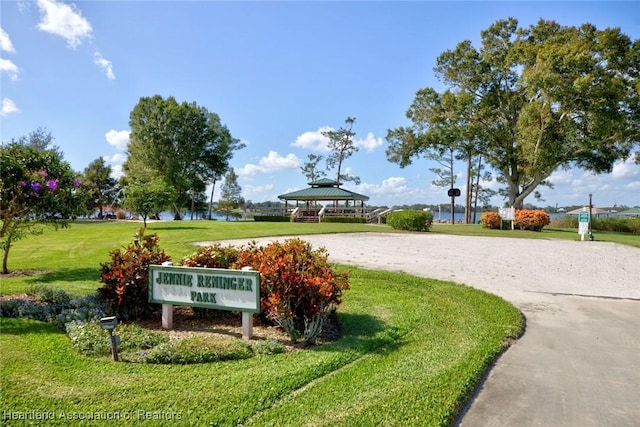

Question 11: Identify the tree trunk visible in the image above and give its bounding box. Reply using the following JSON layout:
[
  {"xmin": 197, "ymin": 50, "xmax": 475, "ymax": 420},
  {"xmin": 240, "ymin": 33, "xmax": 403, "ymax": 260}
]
[
  {"xmin": 208, "ymin": 178, "xmax": 217, "ymax": 220},
  {"xmin": 472, "ymin": 156, "xmax": 483, "ymax": 223},
  {"xmin": 173, "ymin": 203, "xmax": 182, "ymax": 220},
  {"xmin": 465, "ymin": 157, "xmax": 472, "ymax": 224},
  {"xmin": 2, "ymin": 245, "xmax": 10, "ymax": 274}
]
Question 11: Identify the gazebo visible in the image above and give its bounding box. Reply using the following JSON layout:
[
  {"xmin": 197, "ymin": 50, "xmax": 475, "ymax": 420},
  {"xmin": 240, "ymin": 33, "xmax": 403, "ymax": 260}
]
[{"xmin": 278, "ymin": 178, "xmax": 370, "ymax": 222}]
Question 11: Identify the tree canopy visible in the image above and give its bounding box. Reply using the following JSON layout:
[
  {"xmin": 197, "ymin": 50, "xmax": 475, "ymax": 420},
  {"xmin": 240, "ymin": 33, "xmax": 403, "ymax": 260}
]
[
  {"xmin": 0, "ymin": 130, "xmax": 82, "ymax": 273},
  {"xmin": 387, "ymin": 18, "xmax": 640, "ymax": 208},
  {"xmin": 124, "ymin": 95, "xmax": 242, "ymax": 219}
]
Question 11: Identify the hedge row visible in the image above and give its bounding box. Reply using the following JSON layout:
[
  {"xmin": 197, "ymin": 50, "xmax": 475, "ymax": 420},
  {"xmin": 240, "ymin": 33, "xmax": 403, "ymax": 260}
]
[
  {"xmin": 321, "ymin": 216, "xmax": 366, "ymax": 224},
  {"xmin": 386, "ymin": 210, "xmax": 433, "ymax": 232},
  {"xmin": 253, "ymin": 215, "xmax": 290, "ymax": 222},
  {"xmin": 481, "ymin": 209, "xmax": 550, "ymax": 231}
]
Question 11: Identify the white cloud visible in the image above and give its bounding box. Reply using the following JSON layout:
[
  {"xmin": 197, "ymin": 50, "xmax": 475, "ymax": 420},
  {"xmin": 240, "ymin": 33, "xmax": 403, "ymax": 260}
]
[
  {"xmin": 354, "ymin": 132, "xmax": 383, "ymax": 152},
  {"xmin": 104, "ymin": 153, "xmax": 126, "ymax": 163},
  {"xmin": 0, "ymin": 58, "xmax": 19, "ymax": 80},
  {"xmin": 292, "ymin": 127, "xmax": 383, "ymax": 153},
  {"xmin": 110, "ymin": 164, "xmax": 124, "ymax": 180},
  {"xmin": 1, "ymin": 98, "xmax": 19, "ymax": 116},
  {"xmin": 356, "ymin": 177, "xmax": 409, "ymax": 196},
  {"xmin": 627, "ymin": 180, "xmax": 640, "ymax": 191},
  {"xmin": 0, "ymin": 27, "xmax": 16, "ymax": 53},
  {"xmin": 36, "ymin": 0, "xmax": 93, "ymax": 48},
  {"xmin": 611, "ymin": 156, "xmax": 640, "ymax": 180},
  {"xmin": 105, "ymin": 129, "xmax": 130, "ymax": 151},
  {"xmin": 236, "ymin": 151, "xmax": 301, "ymax": 176},
  {"xmin": 93, "ymin": 51, "xmax": 115, "ymax": 80},
  {"xmin": 291, "ymin": 127, "xmax": 332, "ymax": 151},
  {"xmin": 242, "ymin": 183, "xmax": 275, "ymax": 201}
]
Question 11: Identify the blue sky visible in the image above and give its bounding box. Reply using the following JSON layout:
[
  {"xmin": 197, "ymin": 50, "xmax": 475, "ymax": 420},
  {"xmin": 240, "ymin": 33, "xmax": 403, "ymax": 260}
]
[{"xmin": 2, "ymin": 1, "xmax": 639, "ymax": 209}]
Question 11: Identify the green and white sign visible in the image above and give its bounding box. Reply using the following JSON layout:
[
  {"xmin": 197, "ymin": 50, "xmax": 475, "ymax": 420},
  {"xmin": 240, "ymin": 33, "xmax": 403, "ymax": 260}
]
[
  {"xmin": 578, "ymin": 211, "xmax": 590, "ymax": 237},
  {"xmin": 578, "ymin": 211, "xmax": 590, "ymax": 223},
  {"xmin": 149, "ymin": 265, "xmax": 260, "ymax": 313}
]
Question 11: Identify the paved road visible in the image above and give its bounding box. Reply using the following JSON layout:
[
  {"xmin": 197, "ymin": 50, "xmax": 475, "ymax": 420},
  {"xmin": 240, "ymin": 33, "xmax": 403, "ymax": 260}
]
[{"xmin": 217, "ymin": 233, "xmax": 640, "ymax": 426}]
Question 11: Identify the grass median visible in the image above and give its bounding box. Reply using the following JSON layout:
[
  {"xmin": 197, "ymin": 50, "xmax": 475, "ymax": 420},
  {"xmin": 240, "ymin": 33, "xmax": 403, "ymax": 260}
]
[{"xmin": 2, "ymin": 220, "xmax": 527, "ymax": 425}]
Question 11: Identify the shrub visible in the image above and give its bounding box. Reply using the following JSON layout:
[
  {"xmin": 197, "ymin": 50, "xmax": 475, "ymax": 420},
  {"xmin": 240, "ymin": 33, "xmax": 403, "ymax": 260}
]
[
  {"xmin": 0, "ymin": 288, "xmax": 106, "ymax": 331},
  {"xmin": 254, "ymin": 338, "xmax": 286, "ymax": 355},
  {"xmin": 66, "ymin": 320, "xmax": 111, "ymax": 356},
  {"xmin": 180, "ymin": 243, "xmax": 240, "ymax": 268},
  {"xmin": 231, "ymin": 238, "xmax": 350, "ymax": 345},
  {"xmin": 97, "ymin": 230, "xmax": 171, "ymax": 320},
  {"xmin": 66, "ymin": 319, "xmax": 168, "ymax": 357},
  {"xmin": 549, "ymin": 216, "xmax": 578, "ymax": 229},
  {"xmin": 480, "ymin": 212, "xmax": 501, "ymax": 229},
  {"xmin": 253, "ymin": 216, "xmax": 290, "ymax": 222},
  {"xmin": 29, "ymin": 285, "xmax": 72, "ymax": 305},
  {"xmin": 54, "ymin": 294, "xmax": 107, "ymax": 330},
  {"xmin": 386, "ymin": 210, "xmax": 433, "ymax": 232},
  {"xmin": 592, "ymin": 217, "xmax": 640, "ymax": 234},
  {"xmin": 514, "ymin": 209, "xmax": 551, "ymax": 232},
  {"xmin": 321, "ymin": 216, "xmax": 366, "ymax": 224},
  {"xmin": 143, "ymin": 335, "xmax": 253, "ymax": 364}
]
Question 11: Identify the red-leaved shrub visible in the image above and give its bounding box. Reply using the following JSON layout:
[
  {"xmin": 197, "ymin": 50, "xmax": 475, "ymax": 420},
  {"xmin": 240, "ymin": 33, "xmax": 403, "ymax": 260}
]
[
  {"xmin": 182, "ymin": 238, "xmax": 349, "ymax": 344},
  {"xmin": 514, "ymin": 209, "xmax": 551, "ymax": 231},
  {"xmin": 236, "ymin": 238, "xmax": 349, "ymax": 343},
  {"xmin": 98, "ymin": 230, "xmax": 171, "ymax": 320},
  {"xmin": 481, "ymin": 212, "xmax": 501, "ymax": 229}
]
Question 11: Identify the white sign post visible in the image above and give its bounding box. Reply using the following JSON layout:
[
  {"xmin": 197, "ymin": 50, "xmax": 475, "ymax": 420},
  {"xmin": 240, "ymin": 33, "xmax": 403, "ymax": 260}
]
[
  {"xmin": 149, "ymin": 264, "xmax": 260, "ymax": 340},
  {"xmin": 499, "ymin": 207, "xmax": 515, "ymax": 230},
  {"xmin": 578, "ymin": 210, "xmax": 590, "ymax": 241}
]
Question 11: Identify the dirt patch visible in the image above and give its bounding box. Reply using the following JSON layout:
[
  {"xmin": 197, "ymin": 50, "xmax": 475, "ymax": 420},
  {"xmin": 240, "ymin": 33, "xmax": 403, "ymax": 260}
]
[
  {"xmin": 0, "ymin": 293, "xmax": 36, "ymax": 302},
  {"xmin": 134, "ymin": 307, "xmax": 342, "ymax": 350},
  {"xmin": 0, "ymin": 270, "xmax": 46, "ymax": 279}
]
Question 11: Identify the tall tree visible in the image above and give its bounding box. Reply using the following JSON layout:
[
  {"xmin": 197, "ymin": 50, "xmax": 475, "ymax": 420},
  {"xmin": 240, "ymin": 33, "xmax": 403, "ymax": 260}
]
[
  {"xmin": 125, "ymin": 95, "xmax": 240, "ymax": 219},
  {"xmin": 82, "ymin": 157, "xmax": 118, "ymax": 218},
  {"xmin": 218, "ymin": 168, "xmax": 244, "ymax": 221},
  {"xmin": 0, "ymin": 130, "xmax": 82, "ymax": 273},
  {"xmin": 323, "ymin": 117, "xmax": 360, "ymax": 185},
  {"xmin": 387, "ymin": 89, "xmax": 479, "ymax": 222},
  {"xmin": 301, "ymin": 154, "xmax": 326, "ymax": 182},
  {"xmin": 388, "ymin": 18, "xmax": 640, "ymax": 208}
]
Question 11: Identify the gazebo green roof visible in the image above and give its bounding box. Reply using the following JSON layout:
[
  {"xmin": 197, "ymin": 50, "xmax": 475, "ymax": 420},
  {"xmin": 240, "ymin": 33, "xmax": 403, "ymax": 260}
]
[{"xmin": 278, "ymin": 179, "xmax": 369, "ymax": 201}]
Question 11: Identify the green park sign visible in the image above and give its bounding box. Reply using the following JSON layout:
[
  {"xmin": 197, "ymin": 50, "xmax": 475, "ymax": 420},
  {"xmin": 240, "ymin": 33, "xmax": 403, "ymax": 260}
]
[
  {"xmin": 579, "ymin": 211, "xmax": 590, "ymax": 223},
  {"xmin": 149, "ymin": 265, "xmax": 260, "ymax": 313}
]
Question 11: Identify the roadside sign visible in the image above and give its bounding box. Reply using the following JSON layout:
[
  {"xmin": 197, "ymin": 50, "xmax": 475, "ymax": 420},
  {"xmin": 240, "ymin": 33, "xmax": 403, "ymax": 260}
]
[
  {"xmin": 579, "ymin": 221, "xmax": 589, "ymax": 235},
  {"xmin": 578, "ymin": 211, "xmax": 590, "ymax": 240},
  {"xmin": 578, "ymin": 212, "xmax": 589, "ymax": 223}
]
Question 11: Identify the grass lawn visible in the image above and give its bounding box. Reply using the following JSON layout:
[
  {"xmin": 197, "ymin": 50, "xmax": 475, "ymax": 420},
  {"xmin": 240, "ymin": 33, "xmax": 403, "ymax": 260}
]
[{"xmin": 13, "ymin": 218, "xmax": 633, "ymax": 425}]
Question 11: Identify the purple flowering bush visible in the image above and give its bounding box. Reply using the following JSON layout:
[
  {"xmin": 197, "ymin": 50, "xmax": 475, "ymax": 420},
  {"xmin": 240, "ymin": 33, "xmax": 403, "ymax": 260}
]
[{"xmin": 1, "ymin": 131, "xmax": 83, "ymax": 273}]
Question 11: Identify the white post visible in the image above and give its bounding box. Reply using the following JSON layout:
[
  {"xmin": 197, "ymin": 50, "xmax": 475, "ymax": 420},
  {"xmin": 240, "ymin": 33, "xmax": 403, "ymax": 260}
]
[
  {"xmin": 162, "ymin": 304, "xmax": 173, "ymax": 329},
  {"xmin": 240, "ymin": 265, "xmax": 255, "ymax": 340},
  {"xmin": 242, "ymin": 312, "xmax": 253, "ymax": 341},
  {"xmin": 160, "ymin": 261, "xmax": 174, "ymax": 330}
]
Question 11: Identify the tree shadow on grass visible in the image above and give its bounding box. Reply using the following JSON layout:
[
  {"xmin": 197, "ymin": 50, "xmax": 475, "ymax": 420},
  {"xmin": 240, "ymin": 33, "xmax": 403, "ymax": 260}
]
[
  {"xmin": 312, "ymin": 312, "xmax": 404, "ymax": 354},
  {"xmin": 27, "ymin": 268, "xmax": 99, "ymax": 284},
  {"xmin": 0, "ymin": 317, "xmax": 61, "ymax": 336},
  {"xmin": 146, "ymin": 226, "xmax": 208, "ymax": 231}
]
